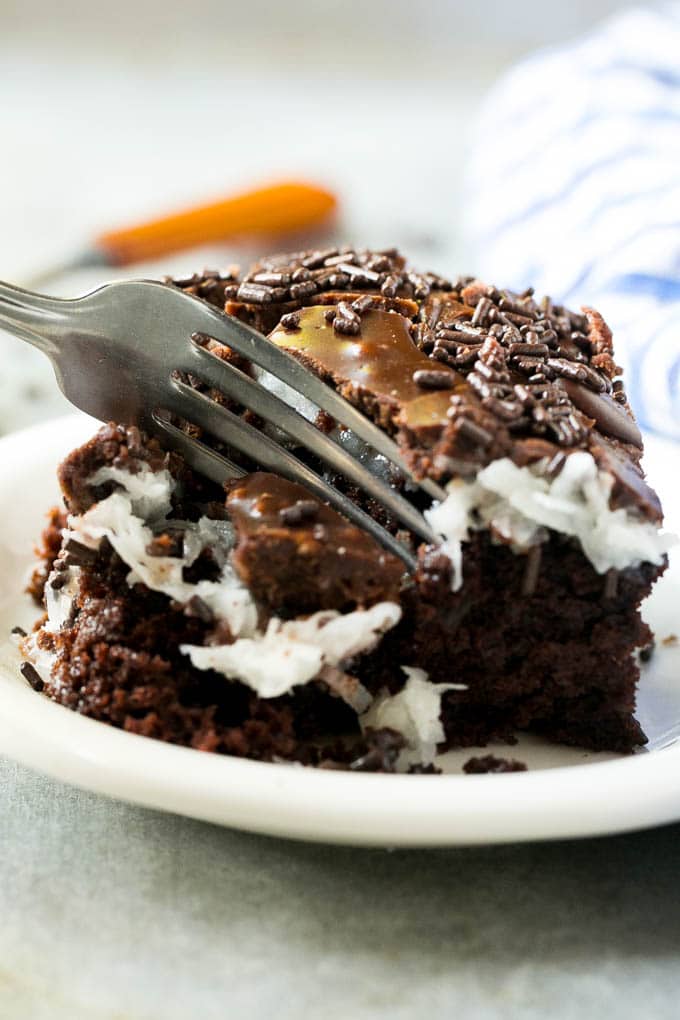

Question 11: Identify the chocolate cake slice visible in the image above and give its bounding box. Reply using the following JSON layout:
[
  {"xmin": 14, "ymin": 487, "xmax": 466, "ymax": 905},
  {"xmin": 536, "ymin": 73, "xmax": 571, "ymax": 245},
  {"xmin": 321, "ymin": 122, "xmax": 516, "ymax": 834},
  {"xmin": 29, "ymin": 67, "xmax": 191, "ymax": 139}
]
[{"xmin": 20, "ymin": 247, "xmax": 674, "ymax": 769}]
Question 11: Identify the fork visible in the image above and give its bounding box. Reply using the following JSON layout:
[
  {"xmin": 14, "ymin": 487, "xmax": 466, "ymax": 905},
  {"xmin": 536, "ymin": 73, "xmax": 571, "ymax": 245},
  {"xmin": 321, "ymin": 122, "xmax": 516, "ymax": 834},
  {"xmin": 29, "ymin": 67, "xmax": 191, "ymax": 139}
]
[{"xmin": 0, "ymin": 279, "xmax": 445, "ymax": 569}]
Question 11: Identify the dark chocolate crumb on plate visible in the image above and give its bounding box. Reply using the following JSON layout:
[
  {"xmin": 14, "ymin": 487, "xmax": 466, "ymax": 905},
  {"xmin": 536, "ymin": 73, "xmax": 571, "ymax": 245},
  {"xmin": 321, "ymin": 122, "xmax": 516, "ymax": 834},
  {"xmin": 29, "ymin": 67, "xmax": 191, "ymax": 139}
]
[
  {"xmin": 349, "ymin": 728, "xmax": 406, "ymax": 772},
  {"xmin": 463, "ymin": 755, "xmax": 527, "ymax": 774}
]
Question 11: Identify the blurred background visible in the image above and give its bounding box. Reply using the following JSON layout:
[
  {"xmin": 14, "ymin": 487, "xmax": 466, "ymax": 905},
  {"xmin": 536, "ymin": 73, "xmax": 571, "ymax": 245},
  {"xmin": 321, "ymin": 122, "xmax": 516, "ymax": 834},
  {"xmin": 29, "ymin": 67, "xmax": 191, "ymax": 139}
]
[{"xmin": 0, "ymin": 0, "xmax": 654, "ymax": 431}]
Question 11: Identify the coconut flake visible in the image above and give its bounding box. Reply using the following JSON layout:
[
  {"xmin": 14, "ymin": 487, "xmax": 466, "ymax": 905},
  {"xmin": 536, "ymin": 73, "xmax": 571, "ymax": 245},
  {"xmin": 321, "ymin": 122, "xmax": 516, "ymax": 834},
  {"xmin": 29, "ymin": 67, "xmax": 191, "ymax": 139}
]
[
  {"xmin": 360, "ymin": 666, "xmax": 466, "ymax": 767},
  {"xmin": 20, "ymin": 633, "xmax": 57, "ymax": 685},
  {"xmin": 88, "ymin": 464, "xmax": 174, "ymax": 521},
  {"xmin": 425, "ymin": 479, "xmax": 479, "ymax": 590},
  {"xmin": 180, "ymin": 602, "xmax": 402, "ymax": 699},
  {"xmin": 425, "ymin": 451, "xmax": 675, "ymax": 590}
]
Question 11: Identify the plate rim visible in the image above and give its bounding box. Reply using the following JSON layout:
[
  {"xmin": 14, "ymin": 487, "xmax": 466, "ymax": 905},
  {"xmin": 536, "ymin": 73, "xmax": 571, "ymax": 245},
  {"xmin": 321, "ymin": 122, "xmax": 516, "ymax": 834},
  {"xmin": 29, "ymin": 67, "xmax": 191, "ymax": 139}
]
[
  {"xmin": 0, "ymin": 413, "xmax": 679, "ymax": 848},
  {"xmin": 2, "ymin": 663, "xmax": 680, "ymax": 847}
]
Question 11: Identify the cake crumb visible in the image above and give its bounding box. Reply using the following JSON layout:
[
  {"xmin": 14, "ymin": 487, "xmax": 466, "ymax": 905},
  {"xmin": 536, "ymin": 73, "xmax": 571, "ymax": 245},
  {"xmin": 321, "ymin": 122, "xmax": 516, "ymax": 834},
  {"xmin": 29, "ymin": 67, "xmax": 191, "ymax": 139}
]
[
  {"xmin": 463, "ymin": 754, "xmax": 527, "ymax": 774},
  {"xmin": 349, "ymin": 728, "xmax": 406, "ymax": 772},
  {"xmin": 662, "ymin": 634, "xmax": 678, "ymax": 647},
  {"xmin": 408, "ymin": 762, "xmax": 442, "ymax": 775}
]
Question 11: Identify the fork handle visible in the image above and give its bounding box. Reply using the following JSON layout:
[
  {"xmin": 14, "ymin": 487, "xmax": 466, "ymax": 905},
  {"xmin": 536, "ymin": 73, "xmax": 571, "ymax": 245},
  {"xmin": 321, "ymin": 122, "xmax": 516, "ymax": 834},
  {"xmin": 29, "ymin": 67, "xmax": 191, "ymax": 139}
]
[{"xmin": 0, "ymin": 281, "xmax": 70, "ymax": 352}]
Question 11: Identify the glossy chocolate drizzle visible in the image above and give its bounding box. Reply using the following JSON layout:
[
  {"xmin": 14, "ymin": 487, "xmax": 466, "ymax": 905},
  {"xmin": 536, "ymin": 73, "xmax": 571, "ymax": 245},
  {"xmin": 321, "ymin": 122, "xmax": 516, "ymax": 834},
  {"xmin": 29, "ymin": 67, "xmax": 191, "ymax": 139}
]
[
  {"xmin": 270, "ymin": 306, "xmax": 465, "ymax": 425},
  {"xmin": 271, "ymin": 306, "xmax": 644, "ymax": 451},
  {"xmin": 227, "ymin": 471, "xmax": 389, "ymax": 556}
]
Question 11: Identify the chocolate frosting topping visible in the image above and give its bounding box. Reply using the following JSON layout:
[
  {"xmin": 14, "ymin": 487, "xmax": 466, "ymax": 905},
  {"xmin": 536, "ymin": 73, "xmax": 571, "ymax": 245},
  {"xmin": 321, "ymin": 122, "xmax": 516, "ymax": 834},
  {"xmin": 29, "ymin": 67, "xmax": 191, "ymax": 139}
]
[
  {"xmin": 171, "ymin": 247, "xmax": 660, "ymax": 522},
  {"xmin": 227, "ymin": 471, "xmax": 404, "ymax": 566},
  {"xmin": 226, "ymin": 472, "xmax": 404, "ymax": 612}
]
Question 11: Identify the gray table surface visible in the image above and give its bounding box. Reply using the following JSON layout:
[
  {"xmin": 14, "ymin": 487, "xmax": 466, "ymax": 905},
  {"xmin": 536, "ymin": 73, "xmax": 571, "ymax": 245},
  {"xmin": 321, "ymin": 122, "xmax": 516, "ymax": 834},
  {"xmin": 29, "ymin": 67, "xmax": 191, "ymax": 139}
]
[{"xmin": 2, "ymin": 755, "xmax": 679, "ymax": 1020}]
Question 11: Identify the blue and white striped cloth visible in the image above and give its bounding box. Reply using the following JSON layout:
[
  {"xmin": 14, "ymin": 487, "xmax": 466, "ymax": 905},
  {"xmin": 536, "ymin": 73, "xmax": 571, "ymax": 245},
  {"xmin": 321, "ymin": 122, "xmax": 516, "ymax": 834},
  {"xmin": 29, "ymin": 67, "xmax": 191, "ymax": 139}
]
[{"xmin": 464, "ymin": 4, "xmax": 680, "ymax": 440}]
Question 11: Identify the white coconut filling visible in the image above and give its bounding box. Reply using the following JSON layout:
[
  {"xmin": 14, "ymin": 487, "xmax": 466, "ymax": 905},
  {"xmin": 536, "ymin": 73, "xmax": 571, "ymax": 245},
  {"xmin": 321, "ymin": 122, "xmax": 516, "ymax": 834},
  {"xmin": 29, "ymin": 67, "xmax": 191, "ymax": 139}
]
[
  {"xmin": 425, "ymin": 451, "xmax": 675, "ymax": 590},
  {"xmin": 88, "ymin": 464, "xmax": 175, "ymax": 521},
  {"xmin": 360, "ymin": 666, "xmax": 466, "ymax": 768},
  {"xmin": 180, "ymin": 602, "xmax": 401, "ymax": 699},
  {"xmin": 20, "ymin": 633, "xmax": 57, "ymax": 684}
]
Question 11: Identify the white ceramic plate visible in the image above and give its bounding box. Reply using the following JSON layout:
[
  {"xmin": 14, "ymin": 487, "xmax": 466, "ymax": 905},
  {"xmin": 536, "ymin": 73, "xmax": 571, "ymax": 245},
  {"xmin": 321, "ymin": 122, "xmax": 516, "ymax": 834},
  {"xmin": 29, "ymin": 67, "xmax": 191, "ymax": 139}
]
[{"xmin": 0, "ymin": 414, "xmax": 679, "ymax": 846}]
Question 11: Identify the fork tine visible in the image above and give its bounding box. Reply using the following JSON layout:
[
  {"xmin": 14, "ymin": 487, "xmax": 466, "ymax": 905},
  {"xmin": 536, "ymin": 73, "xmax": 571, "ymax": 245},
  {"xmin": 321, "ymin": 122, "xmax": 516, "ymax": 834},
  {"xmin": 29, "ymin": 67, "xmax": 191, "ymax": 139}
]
[
  {"xmin": 181, "ymin": 296, "xmax": 448, "ymax": 503},
  {"xmin": 148, "ymin": 414, "xmax": 246, "ymax": 484},
  {"xmin": 165, "ymin": 380, "xmax": 418, "ymax": 570},
  {"xmin": 180, "ymin": 342, "xmax": 438, "ymax": 543}
]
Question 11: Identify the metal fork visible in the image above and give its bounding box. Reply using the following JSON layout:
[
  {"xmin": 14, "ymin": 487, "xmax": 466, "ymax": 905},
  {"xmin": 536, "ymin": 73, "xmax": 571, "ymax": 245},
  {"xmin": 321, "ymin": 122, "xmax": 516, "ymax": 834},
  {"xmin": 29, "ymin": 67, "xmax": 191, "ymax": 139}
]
[{"xmin": 0, "ymin": 279, "xmax": 444, "ymax": 569}]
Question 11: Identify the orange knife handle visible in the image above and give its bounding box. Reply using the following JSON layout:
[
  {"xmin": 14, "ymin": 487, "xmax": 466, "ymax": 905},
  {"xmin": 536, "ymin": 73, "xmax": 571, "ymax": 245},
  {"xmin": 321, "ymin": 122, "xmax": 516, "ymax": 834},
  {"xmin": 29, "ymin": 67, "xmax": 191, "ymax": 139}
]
[{"xmin": 94, "ymin": 181, "xmax": 338, "ymax": 266}]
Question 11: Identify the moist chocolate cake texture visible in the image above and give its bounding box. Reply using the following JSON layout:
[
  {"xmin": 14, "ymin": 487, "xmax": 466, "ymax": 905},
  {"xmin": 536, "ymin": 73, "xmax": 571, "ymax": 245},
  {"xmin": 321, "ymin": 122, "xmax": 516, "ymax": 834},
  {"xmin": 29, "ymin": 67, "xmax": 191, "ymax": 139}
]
[{"xmin": 20, "ymin": 246, "xmax": 674, "ymax": 770}]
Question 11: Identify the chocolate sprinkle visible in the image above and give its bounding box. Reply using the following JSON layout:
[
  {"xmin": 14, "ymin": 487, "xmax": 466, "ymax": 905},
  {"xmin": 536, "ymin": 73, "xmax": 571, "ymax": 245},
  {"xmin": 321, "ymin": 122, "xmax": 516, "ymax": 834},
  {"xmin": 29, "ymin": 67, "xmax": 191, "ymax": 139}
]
[
  {"xmin": 545, "ymin": 451, "xmax": 567, "ymax": 479},
  {"xmin": 63, "ymin": 538, "xmax": 98, "ymax": 567},
  {"xmin": 456, "ymin": 417, "xmax": 493, "ymax": 448},
  {"xmin": 603, "ymin": 570, "xmax": 618, "ymax": 600},
  {"xmin": 521, "ymin": 544, "xmax": 542, "ymax": 596},
  {"xmin": 20, "ymin": 661, "xmax": 44, "ymax": 692},
  {"xmin": 412, "ymin": 369, "xmax": 456, "ymax": 391},
  {"xmin": 236, "ymin": 282, "xmax": 280, "ymax": 304},
  {"xmin": 280, "ymin": 311, "xmax": 302, "ymax": 331},
  {"xmin": 252, "ymin": 271, "xmax": 291, "ymax": 287},
  {"xmin": 351, "ymin": 294, "xmax": 377, "ymax": 315},
  {"xmin": 231, "ymin": 247, "xmax": 419, "ymax": 318},
  {"xmin": 279, "ymin": 499, "xmax": 319, "ymax": 526},
  {"xmin": 639, "ymin": 640, "xmax": 655, "ymax": 663},
  {"xmin": 289, "ymin": 280, "xmax": 318, "ymax": 301},
  {"xmin": 332, "ymin": 301, "xmax": 361, "ymax": 336},
  {"xmin": 380, "ymin": 273, "xmax": 401, "ymax": 297},
  {"xmin": 184, "ymin": 595, "xmax": 215, "ymax": 624}
]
